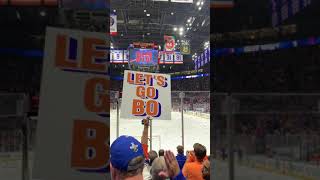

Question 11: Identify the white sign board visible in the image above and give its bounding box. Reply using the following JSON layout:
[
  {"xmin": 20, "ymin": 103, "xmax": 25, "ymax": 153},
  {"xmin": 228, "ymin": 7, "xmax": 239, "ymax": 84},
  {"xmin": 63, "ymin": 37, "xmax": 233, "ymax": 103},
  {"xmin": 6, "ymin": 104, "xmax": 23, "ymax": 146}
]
[
  {"xmin": 33, "ymin": 27, "xmax": 110, "ymax": 180},
  {"xmin": 121, "ymin": 70, "xmax": 171, "ymax": 120}
]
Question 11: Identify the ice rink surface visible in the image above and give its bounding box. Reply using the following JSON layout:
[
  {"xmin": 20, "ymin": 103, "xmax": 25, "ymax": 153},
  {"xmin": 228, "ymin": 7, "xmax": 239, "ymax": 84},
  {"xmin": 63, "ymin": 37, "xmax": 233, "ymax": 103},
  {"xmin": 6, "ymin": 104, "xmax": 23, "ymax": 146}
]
[{"xmin": 110, "ymin": 111, "xmax": 211, "ymax": 154}]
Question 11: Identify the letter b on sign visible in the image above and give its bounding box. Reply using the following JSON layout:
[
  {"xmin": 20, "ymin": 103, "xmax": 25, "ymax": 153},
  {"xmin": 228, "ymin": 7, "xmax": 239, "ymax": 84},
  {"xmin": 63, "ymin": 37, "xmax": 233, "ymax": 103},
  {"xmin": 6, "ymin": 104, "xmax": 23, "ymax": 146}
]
[
  {"xmin": 71, "ymin": 120, "xmax": 109, "ymax": 169},
  {"xmin": 132, "ymin": 99, "xmax": 161, "ymax": 117}
]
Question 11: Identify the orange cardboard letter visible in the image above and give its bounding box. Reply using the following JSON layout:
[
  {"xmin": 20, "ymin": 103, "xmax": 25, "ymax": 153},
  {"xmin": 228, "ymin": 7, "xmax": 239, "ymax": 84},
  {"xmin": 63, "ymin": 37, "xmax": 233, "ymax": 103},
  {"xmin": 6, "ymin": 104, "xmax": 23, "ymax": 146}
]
[
  {"xmin": 84, "ymin": 78, "xmax": 109, "ymax": 113},
  {"xmin": 71, "ymin": 120, "xmax": 109, "ymax": 168},
  {"xmin": 82, "ymin": 38, "xmax": 107, "ymax": 71}
]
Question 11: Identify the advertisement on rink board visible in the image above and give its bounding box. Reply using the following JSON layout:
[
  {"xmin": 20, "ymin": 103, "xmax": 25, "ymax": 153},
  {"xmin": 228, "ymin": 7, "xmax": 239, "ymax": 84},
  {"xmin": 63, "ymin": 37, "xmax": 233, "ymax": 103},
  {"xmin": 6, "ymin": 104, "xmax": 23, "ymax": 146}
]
[
  {"xmin": 121, "ymin": 70, "xmax": 172, "ymax": 120},
  {"xmin": 33, "ymin": 27, "xmax": 110, "ymax": 180}
]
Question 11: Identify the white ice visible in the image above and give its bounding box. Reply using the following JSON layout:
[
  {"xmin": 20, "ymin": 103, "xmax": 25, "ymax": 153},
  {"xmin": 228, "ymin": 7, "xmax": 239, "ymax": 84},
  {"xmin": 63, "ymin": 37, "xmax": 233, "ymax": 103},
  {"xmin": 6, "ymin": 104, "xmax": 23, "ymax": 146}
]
[{"xmin": 110, "ymin": 111, "xmax": 211, "ymax": 155}]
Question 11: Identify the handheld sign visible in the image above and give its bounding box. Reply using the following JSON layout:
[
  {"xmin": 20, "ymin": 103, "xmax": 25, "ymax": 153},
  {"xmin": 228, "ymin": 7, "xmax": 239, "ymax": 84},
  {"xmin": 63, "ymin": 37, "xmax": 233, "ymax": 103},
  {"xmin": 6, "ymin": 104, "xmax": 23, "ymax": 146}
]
[
  {"xmin": 33, "ymin": 27, "xmax": 109, "ymax": 180},
  {"xmin": 121, "ymin": 70, "xmax": 171, "ymax": 120}
]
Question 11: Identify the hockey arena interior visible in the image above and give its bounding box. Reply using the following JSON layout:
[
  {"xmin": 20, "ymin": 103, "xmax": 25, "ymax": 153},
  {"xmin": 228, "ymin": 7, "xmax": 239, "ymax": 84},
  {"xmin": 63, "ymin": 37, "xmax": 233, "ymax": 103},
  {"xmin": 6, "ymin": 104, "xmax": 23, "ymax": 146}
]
[
  {"xmin": 0, "ymin": 0, "xmax": 210, "ymax": 180},
  {"xmin": 1, "ymin": 0, "xmax": 320, "ymax": 180}
]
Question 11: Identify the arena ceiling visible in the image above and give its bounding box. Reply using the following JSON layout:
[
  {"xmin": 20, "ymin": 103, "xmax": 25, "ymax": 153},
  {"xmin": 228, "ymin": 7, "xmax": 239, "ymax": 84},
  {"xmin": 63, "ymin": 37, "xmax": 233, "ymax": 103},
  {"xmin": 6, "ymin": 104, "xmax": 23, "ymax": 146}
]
[
  {"xmin": 0, "ymin": 1, "xmax": 210, "ymax": 55},
  {"xmin": 110, "ymin": 0, "xmax": 210, "ymax": 54}
]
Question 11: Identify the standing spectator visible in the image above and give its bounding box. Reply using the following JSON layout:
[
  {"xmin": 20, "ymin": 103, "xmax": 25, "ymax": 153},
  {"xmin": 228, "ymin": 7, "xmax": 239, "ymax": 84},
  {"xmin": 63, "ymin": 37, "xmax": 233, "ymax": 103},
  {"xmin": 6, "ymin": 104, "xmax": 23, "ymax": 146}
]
[
  {"xmin": 174, "ymin": 145, "xmax": 186, "ymax": 180},
  {"xmin": 182, "ymin": 143, "xmax": 207, "ymax": 180}
]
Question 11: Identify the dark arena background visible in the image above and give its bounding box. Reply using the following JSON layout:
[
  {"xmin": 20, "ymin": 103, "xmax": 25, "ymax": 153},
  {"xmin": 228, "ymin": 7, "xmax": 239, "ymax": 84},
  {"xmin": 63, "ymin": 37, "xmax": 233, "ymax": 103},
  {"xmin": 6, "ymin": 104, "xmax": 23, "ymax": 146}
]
[
  {"xmin": 213, "ymin": 0, "xmax": 320, "ymax": 180},
  {"xmin": 0, "ymin": 0, "xmax": 210, "ymax": 179}
]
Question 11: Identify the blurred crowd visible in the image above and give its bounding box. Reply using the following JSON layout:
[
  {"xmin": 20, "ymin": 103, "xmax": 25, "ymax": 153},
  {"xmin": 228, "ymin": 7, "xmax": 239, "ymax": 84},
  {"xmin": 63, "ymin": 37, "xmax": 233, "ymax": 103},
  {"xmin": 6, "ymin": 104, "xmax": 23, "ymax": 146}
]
[
  {"xmin": 110, "ymin": 118, "xmax": 210, "ymax": 180},
  {"xmin": 111, "ymin": 76, "xmax": 210, "ymax": 92},
  {"xmin": 214, "ymin": 46, "xmax": 320, "ymax": 92}
]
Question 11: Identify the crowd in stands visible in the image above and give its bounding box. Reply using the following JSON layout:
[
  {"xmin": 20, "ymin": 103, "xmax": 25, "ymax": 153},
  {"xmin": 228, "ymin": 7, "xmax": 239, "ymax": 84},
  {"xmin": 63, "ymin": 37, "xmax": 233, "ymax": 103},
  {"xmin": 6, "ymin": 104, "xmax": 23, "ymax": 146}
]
[
  {"xmin": 110, "ymin": 118, "xmax": 210, "ymax": 180},
  {"xmin": 214, "ymin": 112, "xmax": 320, "ymax": 163},
  {"xmin": 111, "ymin": 76, "xmax": 210, "ymax": 92},
  {"xmin": 0, "ymin": 57, "xmax": 41, "ymax": 96},
  {"xmin": 214, "ymin": 46, "xmax": 320, "ymax": 92}
]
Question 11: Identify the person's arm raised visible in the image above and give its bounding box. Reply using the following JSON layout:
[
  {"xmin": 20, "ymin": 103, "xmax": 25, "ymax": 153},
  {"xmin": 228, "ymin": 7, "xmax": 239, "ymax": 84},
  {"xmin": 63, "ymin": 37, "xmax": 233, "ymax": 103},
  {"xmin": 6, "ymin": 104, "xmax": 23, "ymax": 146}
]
[{"xmin": 141, "ymin": 117, "xmax": 150, "ymax": 145}]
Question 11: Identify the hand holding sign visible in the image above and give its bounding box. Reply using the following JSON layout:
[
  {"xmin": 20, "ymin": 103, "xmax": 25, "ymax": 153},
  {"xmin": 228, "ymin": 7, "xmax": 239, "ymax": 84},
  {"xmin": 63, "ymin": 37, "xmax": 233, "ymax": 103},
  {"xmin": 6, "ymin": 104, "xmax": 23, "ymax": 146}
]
[{"xmin": 141, "ymin": 116, "xmax": 152, "ymax": 126}]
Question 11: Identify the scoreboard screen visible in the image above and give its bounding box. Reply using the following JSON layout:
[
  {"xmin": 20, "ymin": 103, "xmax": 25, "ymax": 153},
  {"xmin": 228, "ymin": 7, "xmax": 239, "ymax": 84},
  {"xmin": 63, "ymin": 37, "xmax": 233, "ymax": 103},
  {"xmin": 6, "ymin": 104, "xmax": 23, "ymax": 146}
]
[{"xmin": 129, "ymin": 48, "xmax": 158, "ymax": 66}]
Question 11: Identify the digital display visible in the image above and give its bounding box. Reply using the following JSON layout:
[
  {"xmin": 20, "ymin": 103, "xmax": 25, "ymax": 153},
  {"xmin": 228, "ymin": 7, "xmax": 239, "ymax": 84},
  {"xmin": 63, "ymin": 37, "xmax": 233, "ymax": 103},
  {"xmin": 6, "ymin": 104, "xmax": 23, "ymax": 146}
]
[{"xmin": 129, "ymin": 49, "xmax": 158, "ymax": 66}]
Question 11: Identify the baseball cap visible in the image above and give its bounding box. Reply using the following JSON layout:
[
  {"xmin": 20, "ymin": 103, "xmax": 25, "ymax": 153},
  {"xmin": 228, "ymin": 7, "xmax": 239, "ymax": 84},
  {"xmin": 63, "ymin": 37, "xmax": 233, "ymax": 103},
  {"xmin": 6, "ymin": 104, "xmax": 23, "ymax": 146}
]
[{"xmin": 110, "ymin": 135, "xmax": 145, "ymax": 171}]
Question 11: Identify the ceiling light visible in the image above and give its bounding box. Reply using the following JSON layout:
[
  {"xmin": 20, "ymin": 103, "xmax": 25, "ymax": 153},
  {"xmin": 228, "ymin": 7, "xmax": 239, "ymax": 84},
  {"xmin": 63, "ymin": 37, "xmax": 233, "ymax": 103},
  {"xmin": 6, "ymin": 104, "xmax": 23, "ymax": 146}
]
[
  {"xmin": 171, "ymin": 12, "xmax": 174, "ymax": 15},
  {"xmin": 196, "ymin": 1, "xmax": 200, "ymax": 6},
  {"xmin": 16, "ymin": 11, "xmax": 21, "ymax": 20},
  {"xmin": 201, "ymin": 1, "xmax": 204, "ymax": 5},
  {"xmin": 179, "ymin": 27, "xmax": 184, "ymax": 32},
  {"xmin": 179, "ymin": 32, "xmax": 183, "ymax": 36},
  {"xmin": 187, "ymin": 27, "xmax": 190, "ymax": 30},
  {"xmin": 202, "ymin": 20, "xmax": 206, "ymax": 26},
  {"xmin": 113, "ymin": 9, "xmax": 116, "ymax": 12},
  {"xmin": 198, "ymin": 7, "xmax": 202, "ymax": 10},
  {"xmin": 144, "ymin": 9, "xmax": 147, "ymax": 12},
  {"xmin": 147, "ymin": 32, "xmax": 151, "ymax": 35},
  {"xmin": 146, "ymin": 13, "xmax": 150, "ymax": 16},
  {"xmin": 187, "ymin": 19, "xmax": 191, "ymax": 23},
  {"xmin": 173, "ymin": 27, "xmax": 177, "ymax": 31},
  {"xmin": 40, "ymin": 10, "xmax": 46, "ymax": 17}
]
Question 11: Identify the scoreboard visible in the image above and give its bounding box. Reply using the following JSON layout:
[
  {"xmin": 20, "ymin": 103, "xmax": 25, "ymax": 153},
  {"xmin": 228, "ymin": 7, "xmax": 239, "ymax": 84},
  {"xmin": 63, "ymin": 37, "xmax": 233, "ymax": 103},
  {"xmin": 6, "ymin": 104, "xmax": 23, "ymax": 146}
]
[
  {"xmin": 110, "ymin": 49, "xmax": 184, "ymax": 65},
  {"xmin": 129, "ymin": 49, "xmax": 158, "ymax": 66}
]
